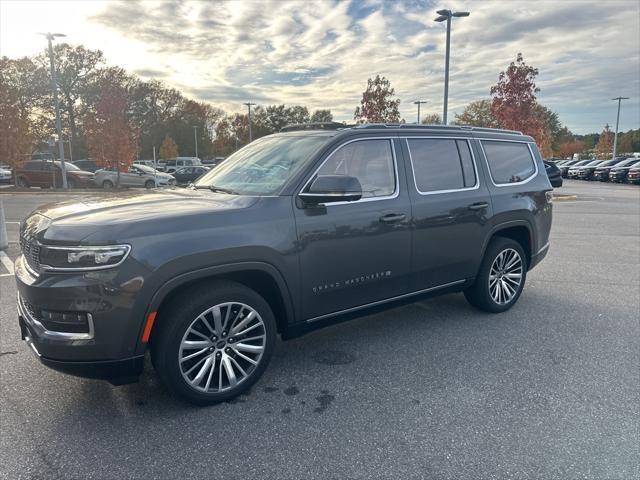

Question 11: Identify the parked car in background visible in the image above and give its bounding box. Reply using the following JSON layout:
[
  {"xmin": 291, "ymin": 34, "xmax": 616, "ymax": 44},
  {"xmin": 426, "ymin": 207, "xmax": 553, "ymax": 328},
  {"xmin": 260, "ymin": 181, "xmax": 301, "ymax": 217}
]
[
  {"xmin": 567, "ymin": 160, "xmax": 603, "ymax": 179},
  {"xmin": 593, "ymin": 157, "xmax": 637, "ymax": 182},
  {"xmin": 559, "ymin": 159, "xmax": 586, "ymax": 177},
  {"xmin": 72, "ymin": 159, "xmax": 100, "ymax": 173},
  {"xmin": 13, "ymin": 160, "xmax": 94, "ymax": 188},
  {"xmin": 158, "ymin": 157, "xmax": 203, "ymax": 174},
  {"xmin": 627, "ymin": 165, "xmax": 640, "ymax": 184},
  {"xmin": 201, "ymin": 157, "xmax": 225, "ymax": 167},
  {"xmin": 609, "ymin": 161, "xmax": 640, "ymax": 183},
  {"xmin": 0, "ymin": 164, "xmax": 12, "ymax": 184},
  {"xmin": 133, "ymin": 159, "xmax": 158, "ymax": 169},
  {"xmin": 172, "ymin": 166, "xmax": 210, "ymax": 185},
  {"xmin": 543, "ymin": 161, "xmax": 563, "ymax": 188},
  {"xmin": 94, "ymin": 164, "xmax": 175, "ymax": 189},
  {"xmin": 577, "ymin": 158, "xmax": 626, "ymax": 180}
]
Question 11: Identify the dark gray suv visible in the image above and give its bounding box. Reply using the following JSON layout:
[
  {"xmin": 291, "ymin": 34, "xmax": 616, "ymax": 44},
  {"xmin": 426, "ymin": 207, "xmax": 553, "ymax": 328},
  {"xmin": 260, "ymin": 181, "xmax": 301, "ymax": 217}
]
[{"xmin": 15, "ymin": 124, "xmax": 552, "ymax": 404}]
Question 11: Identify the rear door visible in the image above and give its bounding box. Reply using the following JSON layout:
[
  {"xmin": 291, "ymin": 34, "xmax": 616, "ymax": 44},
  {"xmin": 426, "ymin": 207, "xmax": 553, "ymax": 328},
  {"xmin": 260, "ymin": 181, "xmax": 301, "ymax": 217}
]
[{"xmin": 402, "ymin": 136, "xmax": 493, "ymax": 290}]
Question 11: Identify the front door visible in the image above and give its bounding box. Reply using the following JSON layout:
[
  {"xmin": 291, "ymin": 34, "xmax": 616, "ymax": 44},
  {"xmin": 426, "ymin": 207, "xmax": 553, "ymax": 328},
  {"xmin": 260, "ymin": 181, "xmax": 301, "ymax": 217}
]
[
  {"xmin": 402, "ymin": 137, "xmax": 493, "ymax": 290},
  {"xmin": 294, "ymin": 137, "xmax": 412, "ymax": 321}
]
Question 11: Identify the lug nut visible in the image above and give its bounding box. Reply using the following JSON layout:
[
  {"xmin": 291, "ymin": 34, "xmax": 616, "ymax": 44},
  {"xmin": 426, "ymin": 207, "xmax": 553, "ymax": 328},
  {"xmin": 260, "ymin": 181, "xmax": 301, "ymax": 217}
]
[
  {"xmin": 222, "ymin": 331, "xmax": 227, "ymax": 337},
  {"xmin": 228, "ymin": 337, "xmax": 235, "ymax": 343},
  {"xmin": 225, "ymin": 348, "xmax": 231, "ymax": 353},
  {"xmin": 216, "ymin": 352, "xmax": 221, "ymax": 357},
  {"xmin": 208, "ymin": 347, "xmax": 214, "ymax": 352}
]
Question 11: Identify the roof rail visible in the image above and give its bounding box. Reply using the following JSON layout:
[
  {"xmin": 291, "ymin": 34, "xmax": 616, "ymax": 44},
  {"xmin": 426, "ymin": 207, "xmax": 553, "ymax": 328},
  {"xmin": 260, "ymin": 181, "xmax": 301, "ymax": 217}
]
[
  {"xmin": 280, "ymin": 122, "xmax": 352, "ymax": 132},
  {"xmin": 353, "ymin": 123, "xmax": 523, "ymax": 135},
  {"xmin": 280, "ymin": 122, "xmax": 523, "ymax": 136}
]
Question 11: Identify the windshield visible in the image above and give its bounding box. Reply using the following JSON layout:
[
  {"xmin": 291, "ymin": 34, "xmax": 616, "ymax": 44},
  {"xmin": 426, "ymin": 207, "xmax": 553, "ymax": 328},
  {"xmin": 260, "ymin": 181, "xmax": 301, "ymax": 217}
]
[
  {"xmin": 54, "ymin": 161, "xmax": 80, "ymax": 171},
  {"xmin": 194, "ymin": 135, "xmax": 328, "ymax": 195},
  {"xmin": 134, "ymin": 164, "xmax": 160, "ymax": 174}
]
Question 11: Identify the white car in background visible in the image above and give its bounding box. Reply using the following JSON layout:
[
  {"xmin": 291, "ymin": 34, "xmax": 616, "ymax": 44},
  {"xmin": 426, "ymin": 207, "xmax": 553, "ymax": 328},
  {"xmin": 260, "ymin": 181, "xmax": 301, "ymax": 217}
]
[
  {"xmin": 94, "ymin": 164, "xmax": 175, "ymax": 189},
  {"xmin": 158, "ymin": 157, "xmax": 202, "ymax": 174},
  {"xmin": 0, "ymin": 164, "xmax": 12, "ymax": 184}
]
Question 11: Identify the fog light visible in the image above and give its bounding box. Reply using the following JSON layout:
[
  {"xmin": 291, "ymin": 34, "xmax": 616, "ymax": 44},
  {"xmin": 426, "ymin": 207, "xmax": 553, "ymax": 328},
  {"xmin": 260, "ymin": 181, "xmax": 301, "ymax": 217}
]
[{"xmin": 40, "ymin": 310, "xmax": 90, "ymax": 334}]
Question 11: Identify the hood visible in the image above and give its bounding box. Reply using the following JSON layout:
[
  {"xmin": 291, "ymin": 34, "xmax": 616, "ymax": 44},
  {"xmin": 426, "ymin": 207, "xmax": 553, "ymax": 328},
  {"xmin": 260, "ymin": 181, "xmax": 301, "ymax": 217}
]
[{"xmin": 30, "ymin": 189, "xmax": 259, "ymax": 243}]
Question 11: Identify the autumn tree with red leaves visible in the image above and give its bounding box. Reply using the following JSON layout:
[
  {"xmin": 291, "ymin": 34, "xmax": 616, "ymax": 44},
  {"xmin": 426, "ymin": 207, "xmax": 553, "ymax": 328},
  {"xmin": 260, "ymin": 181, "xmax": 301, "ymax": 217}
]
[
  {"xmin": 558, "ymin": 139, "xmax": 585, "ymax": 158},
  {"xmin": 491, "ymin": 53, "xmax": 552, "ymax": 156},
  {"xmin": 84, "ymin": 71, "xmax": 137, "ymax": 171},
  {"xmin": 595, "ymin": 124, "xmax": 614, "ymax": 159},
  {"xmin": 354, "ymin": 75, "xmax": 401, "ymax": 123}
]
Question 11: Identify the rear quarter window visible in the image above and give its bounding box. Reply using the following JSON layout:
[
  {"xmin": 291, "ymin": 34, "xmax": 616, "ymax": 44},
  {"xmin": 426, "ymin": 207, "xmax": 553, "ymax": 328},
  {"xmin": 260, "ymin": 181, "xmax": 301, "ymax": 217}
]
[{"xmin": 482, "ymin": 141, "xmax": 536, "ymax": 185}]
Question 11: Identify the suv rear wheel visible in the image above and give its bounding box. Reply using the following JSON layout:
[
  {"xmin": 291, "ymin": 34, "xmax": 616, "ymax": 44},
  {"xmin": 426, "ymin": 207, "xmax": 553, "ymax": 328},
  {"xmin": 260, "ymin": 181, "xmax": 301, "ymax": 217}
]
[
  {"xmin": 144, "ymin": 180, "xmax": 155, "ymax": 189},
  {"xmin": 464, "ymin": 237, "xmax": 527, "ymax": 313},
  {"xmin": 151, "ymin": 280, "xmax": 276, "ymax": 405},
  {"xmin": 102, "ymin": 179, "xmax": 114, "ymax": 189}
]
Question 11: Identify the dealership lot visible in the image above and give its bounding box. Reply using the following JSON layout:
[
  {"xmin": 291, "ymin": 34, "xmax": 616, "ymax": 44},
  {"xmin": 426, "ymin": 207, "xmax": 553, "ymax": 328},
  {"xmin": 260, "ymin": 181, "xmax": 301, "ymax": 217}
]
[{"xmin": 0, "ymin": 181, "xmax": 638, "ymax": 479}]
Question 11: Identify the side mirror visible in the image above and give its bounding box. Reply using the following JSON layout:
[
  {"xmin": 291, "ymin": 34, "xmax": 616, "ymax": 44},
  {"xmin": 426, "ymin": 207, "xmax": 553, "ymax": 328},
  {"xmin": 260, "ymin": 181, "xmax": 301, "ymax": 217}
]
[{"xmin": 299, "ymin": 175, "xmax": 362, "ymax": 205}]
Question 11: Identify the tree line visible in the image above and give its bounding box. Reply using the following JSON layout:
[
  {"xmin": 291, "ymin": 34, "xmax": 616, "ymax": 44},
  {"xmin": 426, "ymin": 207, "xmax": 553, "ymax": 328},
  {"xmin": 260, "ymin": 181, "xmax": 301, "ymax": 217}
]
[{"xmin": 1, "ymin": 46, "xmax": 637, "ymax": 168}]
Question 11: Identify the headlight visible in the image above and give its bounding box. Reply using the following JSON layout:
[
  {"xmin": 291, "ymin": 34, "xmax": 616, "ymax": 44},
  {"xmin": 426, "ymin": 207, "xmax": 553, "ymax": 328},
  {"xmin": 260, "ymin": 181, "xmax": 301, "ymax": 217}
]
[{"xmin": 39, "ymin": 245, "xmax": 131, "ymax": 271}]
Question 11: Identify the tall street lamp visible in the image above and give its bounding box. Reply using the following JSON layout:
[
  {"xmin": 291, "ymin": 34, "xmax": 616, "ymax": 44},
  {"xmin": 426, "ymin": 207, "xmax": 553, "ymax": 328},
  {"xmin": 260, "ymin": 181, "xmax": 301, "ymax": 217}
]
[
  {"xmin": 414, "ymin": 100, "xmax": 428, "ymax": 124},
  {"xmin": 192, "ymin": 125, "xmax": 198, "ymax": 158},
  {"xmin": 41, "ymin": 32, "xmax": 69, "ymax": 188},
  {"xmin": 244, "ymin": 102, "xmax": 256, "ymax": 142},
  {"xmin": 434, "ymin": 9, "xmax": 469, "ymax": 125},
  {"xmin": 611, "ymin": 96, "xmax": 629, "ymax": 160}
]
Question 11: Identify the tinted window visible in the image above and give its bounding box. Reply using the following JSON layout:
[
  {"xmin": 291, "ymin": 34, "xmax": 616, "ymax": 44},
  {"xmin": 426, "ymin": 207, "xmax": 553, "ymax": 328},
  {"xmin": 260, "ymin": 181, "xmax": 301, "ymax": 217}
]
[
  {"xmin": 317, "ymin": 139, "xmax": 395, "ymax": 198},
  {"xmin": 24, "ymin": 161, "xmax": 42, "ymax": 171},
  {"xmin": 408, "ymin": 139, "xmax": 476, "ymax": 192},
  {"xmin": 482, "ymin": 141, "xmax": 536, "ymax": 184}
]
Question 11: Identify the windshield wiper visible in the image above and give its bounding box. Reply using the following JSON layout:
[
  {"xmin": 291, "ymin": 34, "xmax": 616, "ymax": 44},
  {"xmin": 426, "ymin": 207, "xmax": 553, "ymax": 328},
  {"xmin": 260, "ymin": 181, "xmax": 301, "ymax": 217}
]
[{"xmin": 194, "ymin": 185, "xmax": 240, "ymax": 195}]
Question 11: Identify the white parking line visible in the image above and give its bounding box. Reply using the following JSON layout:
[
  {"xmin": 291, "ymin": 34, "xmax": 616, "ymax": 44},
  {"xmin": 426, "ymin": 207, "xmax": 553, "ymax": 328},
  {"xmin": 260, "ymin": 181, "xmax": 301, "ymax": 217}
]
[
  {"xmin": 0, "ymin": 250, "xmax": 15, "ymax": 276},
  {"xmin": 5, "ymin": 221, "xmax": 20, "ymax": 224}
]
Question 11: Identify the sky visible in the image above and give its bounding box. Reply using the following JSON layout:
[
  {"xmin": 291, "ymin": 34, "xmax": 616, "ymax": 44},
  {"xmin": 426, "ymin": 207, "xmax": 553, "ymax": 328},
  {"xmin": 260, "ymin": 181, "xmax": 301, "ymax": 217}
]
[{"xmin": 1, "ymin": 0, "xmax": 639, "ymax": 134}]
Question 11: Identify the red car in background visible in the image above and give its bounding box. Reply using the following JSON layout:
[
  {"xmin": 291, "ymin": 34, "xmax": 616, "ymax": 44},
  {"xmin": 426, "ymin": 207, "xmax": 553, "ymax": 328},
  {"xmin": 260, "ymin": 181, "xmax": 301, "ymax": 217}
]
[{"xmin": 13, "ymin": 160, "xmax": 94, "ymax": 188}]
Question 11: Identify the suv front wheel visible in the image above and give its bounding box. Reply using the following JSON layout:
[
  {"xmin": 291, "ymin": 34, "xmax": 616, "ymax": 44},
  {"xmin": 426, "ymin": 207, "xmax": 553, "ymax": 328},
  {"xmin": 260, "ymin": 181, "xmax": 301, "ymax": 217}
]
[
  {"xmin": 151, "ymin": 280, "xmax": 276, "ymax": 405},
  {"xmin": 464, "ymin": 237, "xmax": 527, "ymax": 313}
]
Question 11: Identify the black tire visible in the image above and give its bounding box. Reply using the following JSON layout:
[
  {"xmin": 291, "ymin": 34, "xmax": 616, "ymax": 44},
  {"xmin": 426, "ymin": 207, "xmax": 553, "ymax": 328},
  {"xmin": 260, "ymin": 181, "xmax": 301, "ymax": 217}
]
[
  {"xmin": 102, "ymin": 180, "xmax": 114, "ymax": 189},
  {"xmin": 464, "ymin": 237, "xmax": 527, "ymax": 313},
  {"xmin": 151, "ymin": 280, "xmax": 276, "ymax": 405},
  {"xmin": 144, "ymin": 180, "xmax": 155, "ymax": 189},
  {"xmin": 16, "ymin": 176, "xmax": 29, "ymax": 188}
]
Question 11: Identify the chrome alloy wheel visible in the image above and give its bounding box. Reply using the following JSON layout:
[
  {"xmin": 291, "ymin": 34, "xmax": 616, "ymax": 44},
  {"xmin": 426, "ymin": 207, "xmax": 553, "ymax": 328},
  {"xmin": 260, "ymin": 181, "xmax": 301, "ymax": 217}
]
[
  {"xmin": 488, "ymin": 248, "xmax": 523, "ymax": 305},
  {"xmin": 178, "ymin": 302, "xmax": 266, "ymax": 393}
]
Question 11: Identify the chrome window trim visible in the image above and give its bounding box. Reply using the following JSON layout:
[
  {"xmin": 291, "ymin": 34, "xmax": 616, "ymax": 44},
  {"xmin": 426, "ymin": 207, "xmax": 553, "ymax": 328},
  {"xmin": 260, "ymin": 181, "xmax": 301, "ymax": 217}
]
[
  {"xmin": 18, "ymin": 293, "xmax": 95, "ymax": 340},
  {"xmin": 298, "ymin": 137, "xmax": 400, "ymax": 206},
  {"xmin": 477, "ymin": 138, "xmax": 539, "ymax": 187},
  {"xmin": 305, "ymin": 279, "xmax": 466, "ymax": 323},
  {"xmin": 403, "ymin": 136, "xmax": 480, "ymax": 195},
  {"xmin": 38, "ymin": 244, "xmax": 131, "ymax": 272}
]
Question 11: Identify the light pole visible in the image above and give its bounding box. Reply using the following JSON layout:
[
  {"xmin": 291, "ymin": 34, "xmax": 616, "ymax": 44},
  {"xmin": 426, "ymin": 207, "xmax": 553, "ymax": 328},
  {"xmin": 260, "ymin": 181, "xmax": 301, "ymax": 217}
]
[
  {"xmin": 244, "ymin": 102, "xmax": 256, "ymax": 142},
  {"xmin": 192, "ymin": 125, "xmax": 198, "ymax": 158},
  {"xmin": 41, "ymin": 32, "xmax": 69, "ymax": 188},
  {"xmin": 434, "ymin": 9, "xmax": 469, "ymax": 125},
  {"xmin": 611, "ymin": 96, "xmax": 629, "ymax": 160},
  {"xmin": 414, "ymin": 100, "xmax": 428, "ymax": 124}
]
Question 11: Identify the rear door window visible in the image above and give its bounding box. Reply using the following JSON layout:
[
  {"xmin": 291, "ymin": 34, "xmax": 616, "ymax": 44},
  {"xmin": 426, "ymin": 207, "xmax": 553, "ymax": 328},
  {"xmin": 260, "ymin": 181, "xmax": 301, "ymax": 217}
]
[
  {"xmin": 407, "ymin": 138, "xmax": 476, "ymax": 193},
  {"xmin": 481, "ymin": 141, "xmax": 536, "ymax": 184}
]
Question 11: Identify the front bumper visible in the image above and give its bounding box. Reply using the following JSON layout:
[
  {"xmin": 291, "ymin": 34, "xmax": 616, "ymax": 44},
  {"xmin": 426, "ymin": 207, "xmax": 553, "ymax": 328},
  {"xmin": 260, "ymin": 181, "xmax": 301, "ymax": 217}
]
[
  {"xmin": 19, "ymin": 317, "xmax": 143, "ymax": 384},
  {"xmin": 14, "ymin": 254, "xmax": 151, "ymax": 382}
]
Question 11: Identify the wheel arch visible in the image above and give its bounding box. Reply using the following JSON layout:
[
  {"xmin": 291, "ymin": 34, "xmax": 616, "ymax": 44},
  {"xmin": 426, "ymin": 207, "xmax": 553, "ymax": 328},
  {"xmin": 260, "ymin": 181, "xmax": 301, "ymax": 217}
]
[
  {"xmin": 144, "ymin": 262, "xmax": 295, "ymax": 343},
  {"xmin": 481, "ymin": 221, "xmax": 534, "ymax": 270}
]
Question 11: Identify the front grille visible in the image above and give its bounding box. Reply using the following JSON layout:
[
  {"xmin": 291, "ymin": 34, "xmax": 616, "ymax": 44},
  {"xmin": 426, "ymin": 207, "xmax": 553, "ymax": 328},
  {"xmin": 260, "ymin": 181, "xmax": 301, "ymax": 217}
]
[{"xmin": 20, "ymin": 234, "xmax": 41, "ymax": 273}]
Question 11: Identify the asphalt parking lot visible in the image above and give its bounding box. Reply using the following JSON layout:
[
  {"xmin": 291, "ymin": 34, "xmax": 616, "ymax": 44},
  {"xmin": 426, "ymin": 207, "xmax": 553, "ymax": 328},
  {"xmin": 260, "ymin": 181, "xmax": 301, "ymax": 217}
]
[{"xmin": 1, "ymin": 181, "xmax": 638, "ymax": 480}]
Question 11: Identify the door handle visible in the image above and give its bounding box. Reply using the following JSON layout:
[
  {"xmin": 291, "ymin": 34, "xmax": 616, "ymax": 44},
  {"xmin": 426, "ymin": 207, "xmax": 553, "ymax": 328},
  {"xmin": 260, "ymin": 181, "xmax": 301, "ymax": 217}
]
[
  {"xmin": 379, "ymin": 213, "xmax": 406, "ymax": 224},
  {"xmin": 467, "ymin": 202, "xmax": 489, "ymax": 211}
]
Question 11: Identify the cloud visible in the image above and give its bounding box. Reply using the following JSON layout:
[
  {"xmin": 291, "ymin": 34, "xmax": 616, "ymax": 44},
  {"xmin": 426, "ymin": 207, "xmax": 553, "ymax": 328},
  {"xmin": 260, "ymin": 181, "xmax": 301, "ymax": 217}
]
[{"xmin": 83, "ymin": 0, "xmax": 640, "ymax": 133}]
